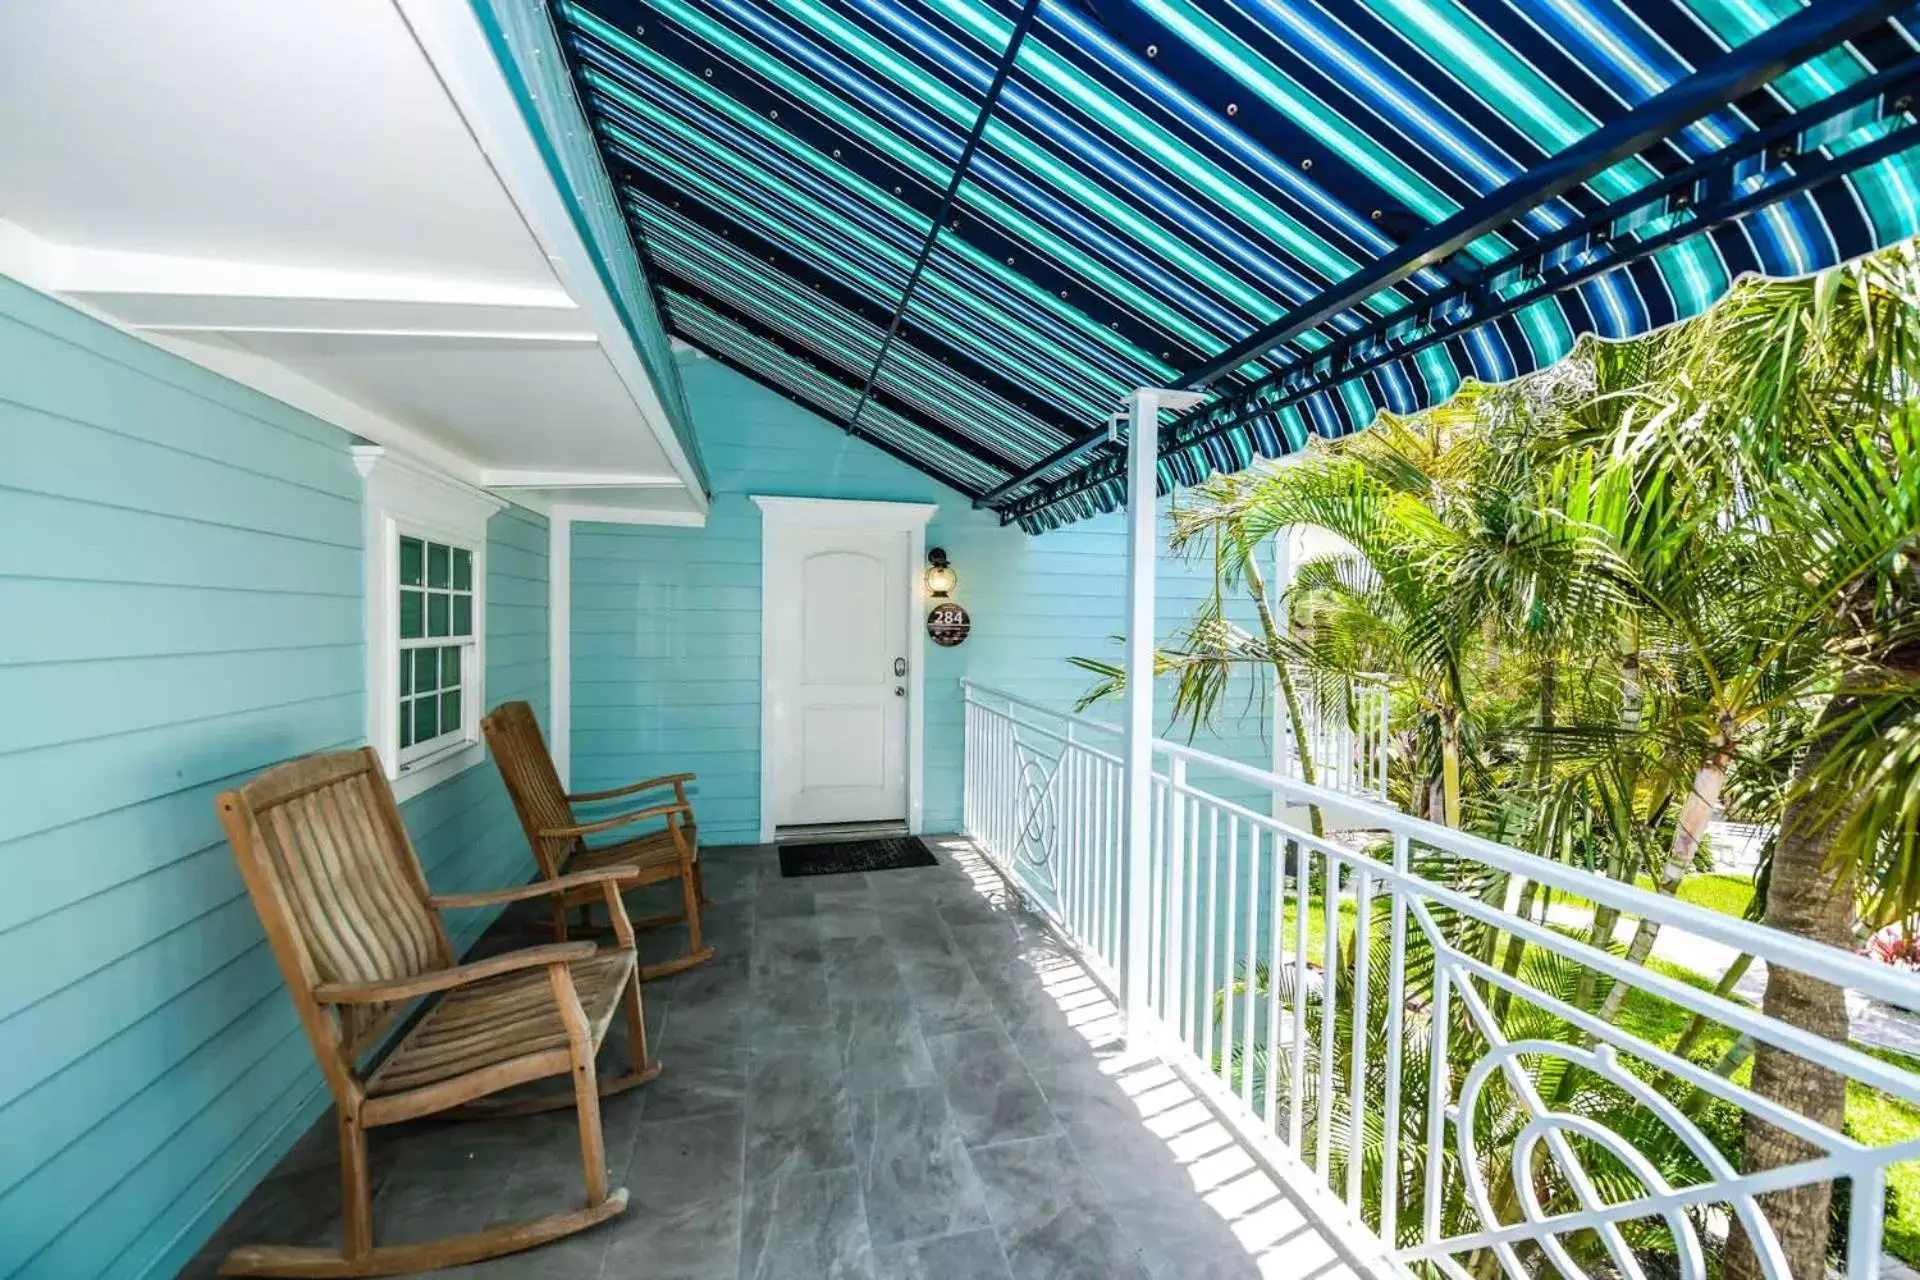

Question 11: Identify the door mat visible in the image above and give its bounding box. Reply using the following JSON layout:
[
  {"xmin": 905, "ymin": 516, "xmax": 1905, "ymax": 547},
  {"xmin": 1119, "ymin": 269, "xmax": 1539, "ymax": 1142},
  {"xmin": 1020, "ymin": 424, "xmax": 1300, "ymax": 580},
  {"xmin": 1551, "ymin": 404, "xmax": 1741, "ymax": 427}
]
[{"xmin": 778, "ymin": 836, "xmax": 940, "ymax": 878}]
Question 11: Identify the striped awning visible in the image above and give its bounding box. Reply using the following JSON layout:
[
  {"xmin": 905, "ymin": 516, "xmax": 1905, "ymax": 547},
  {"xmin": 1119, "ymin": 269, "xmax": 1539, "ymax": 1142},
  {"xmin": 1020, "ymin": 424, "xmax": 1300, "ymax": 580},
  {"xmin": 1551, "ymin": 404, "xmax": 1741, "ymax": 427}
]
[{"xmin": 551, "ymin": 0, "xmax": 1920, "ymax": 531}]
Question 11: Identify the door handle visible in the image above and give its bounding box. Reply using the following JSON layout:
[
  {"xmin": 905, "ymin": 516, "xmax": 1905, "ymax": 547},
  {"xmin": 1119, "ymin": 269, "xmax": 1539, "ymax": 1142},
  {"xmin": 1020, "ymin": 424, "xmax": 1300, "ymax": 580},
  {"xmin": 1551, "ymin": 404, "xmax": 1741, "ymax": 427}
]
[
  {"xmin": 894, "ymin": 686, "xmax": 906, "ymax": 696},
  {"xmin": 893, "ymin": 657, "xmax": 907, "ymax": 677}
]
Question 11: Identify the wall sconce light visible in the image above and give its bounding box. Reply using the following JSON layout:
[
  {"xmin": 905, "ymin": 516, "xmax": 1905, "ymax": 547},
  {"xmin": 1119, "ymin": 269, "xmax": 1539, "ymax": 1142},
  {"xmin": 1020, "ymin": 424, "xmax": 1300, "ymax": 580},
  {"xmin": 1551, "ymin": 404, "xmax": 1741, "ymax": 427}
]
[{"xmin": 925, "ymin": 546, "xmax": 957, "ymax": 598}]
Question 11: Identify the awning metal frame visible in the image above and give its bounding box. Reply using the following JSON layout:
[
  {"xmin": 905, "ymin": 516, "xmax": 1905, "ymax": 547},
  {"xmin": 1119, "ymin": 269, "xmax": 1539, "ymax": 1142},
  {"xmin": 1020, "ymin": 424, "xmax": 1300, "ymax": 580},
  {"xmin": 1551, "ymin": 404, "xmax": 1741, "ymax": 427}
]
[
  {"xmin": 980, "ymin": 0, "xmax": 1919, "ymax": 518},
  {"xmin": 1001, "ymin": 58, "xmax": 1920, "ymax": 523}
]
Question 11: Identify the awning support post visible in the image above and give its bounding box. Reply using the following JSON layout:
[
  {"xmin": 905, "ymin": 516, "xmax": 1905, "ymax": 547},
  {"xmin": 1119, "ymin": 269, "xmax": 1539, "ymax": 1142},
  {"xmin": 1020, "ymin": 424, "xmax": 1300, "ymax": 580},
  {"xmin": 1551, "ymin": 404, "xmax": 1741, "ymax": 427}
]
[
  {"xmin": 1121, "ymin": 387, "xmax": 1159, "ymax": 1039},
  {"xmin": 1121, "ymin": 386, "xmax": 1203, "ymax": 1041}
]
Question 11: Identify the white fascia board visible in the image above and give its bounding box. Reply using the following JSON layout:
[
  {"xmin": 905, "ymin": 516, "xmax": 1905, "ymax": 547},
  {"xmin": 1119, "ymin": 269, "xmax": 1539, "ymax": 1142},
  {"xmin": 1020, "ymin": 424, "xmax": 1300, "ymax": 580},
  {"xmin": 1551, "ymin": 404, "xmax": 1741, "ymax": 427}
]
[
  {"xmin": 48, "ymin": 241, "xmax": 577, "ymax": 308},
  {"xmin": 395, "ymin": 0, "xmax": 711, "ymax": 518},
  {"xmin": 481, "ymin": 469, "xmax": 683, "ymax": 489},
  {"xmin": 553, "ymin": 502, "xmax": 707, "ymax": 528},
  {"xmin": 749, "ymin": 495, "xmax": 939, "ymax": 530}
]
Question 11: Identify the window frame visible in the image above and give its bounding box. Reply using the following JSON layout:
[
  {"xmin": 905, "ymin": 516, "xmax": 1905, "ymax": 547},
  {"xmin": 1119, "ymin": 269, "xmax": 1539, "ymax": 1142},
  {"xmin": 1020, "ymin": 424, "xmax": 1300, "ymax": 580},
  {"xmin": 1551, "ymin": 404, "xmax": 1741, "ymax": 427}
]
[
  {"xmin": 353, "ymin": 446, "xmax": 504, "ymax": 802},
  {"xmin": 394, "ymin": 529, "xmax": 479, "ymax": 769}
]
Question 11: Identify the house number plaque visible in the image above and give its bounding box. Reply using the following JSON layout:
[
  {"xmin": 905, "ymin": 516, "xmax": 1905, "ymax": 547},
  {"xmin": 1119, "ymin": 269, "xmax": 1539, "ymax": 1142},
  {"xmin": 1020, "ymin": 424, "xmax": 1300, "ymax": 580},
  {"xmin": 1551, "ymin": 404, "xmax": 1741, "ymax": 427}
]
[{"xmin": 926, "ymin": 602, "xmax": 971, "ymax": 647}]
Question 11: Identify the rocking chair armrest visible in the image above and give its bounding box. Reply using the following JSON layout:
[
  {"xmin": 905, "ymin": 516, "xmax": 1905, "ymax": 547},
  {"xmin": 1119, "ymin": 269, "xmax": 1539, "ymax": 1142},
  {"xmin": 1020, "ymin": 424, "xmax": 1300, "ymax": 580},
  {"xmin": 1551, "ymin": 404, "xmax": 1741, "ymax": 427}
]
[
  {"xmin": 566, "ymin": 772, "xmax": 694, "ymax": 804},
  {"xmin": 313, "ymin": 943, "xmax": 597, "ymax": 1005},
  {"xmin": 429, "ymin": 868, "xmax": 642, "ymax": 910},
  {"xmin": 537, "ymin": 801, "xmax": 691, "ymax": 840}
]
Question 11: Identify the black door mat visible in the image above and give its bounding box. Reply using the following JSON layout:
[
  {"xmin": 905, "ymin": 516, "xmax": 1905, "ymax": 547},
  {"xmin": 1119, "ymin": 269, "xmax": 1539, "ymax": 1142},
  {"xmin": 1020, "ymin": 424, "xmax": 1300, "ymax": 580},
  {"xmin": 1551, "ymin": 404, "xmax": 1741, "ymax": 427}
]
[{"xmin": 778, "ymin": 836, "xmax": 940, "ymax": 878}]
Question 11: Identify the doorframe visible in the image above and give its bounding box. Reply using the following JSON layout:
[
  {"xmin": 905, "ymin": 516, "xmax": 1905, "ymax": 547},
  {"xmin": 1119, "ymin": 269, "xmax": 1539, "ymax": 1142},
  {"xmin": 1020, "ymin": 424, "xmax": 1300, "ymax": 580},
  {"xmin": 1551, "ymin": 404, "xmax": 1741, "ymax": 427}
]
[{"xmin": 751, "ymin": 496, "xmax": 937, "ymax": 843}]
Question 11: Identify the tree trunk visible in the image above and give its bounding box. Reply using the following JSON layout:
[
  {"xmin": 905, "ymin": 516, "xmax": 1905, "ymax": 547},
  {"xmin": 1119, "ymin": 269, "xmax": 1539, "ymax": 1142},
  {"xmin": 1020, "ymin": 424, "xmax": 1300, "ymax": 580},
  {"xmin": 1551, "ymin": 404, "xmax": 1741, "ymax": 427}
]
[
  {"xmin": 1240, "ymin": 540, "xmax": 1324, "ymax": 838},
  {"xmin": 1673, "ymin": 951, "xmax": 1756, "ymax": 1059},
  {"xmin": 1597, "ymin": 720, "xmax": 1733, "ymax": 1022},
  {"xmin": 1724, "ymin": 686, "xmax": 1863, "ymax": 1280},
  {"xmin": 1441, "ymin": 711, "xmax": 1463, "ymax": 828}
]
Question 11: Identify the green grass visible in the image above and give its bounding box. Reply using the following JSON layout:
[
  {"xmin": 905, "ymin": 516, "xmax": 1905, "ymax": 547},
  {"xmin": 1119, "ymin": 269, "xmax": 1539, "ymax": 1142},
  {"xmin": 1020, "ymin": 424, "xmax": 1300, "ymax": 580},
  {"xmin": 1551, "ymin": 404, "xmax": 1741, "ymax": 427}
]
[
  {"xmin": 1553, "ymin": 871, "xmax": 1757, "ymax": 922},
  {"xmin": 1642, "ymin": 872, "xmax": 1756, "ymax": 920}
]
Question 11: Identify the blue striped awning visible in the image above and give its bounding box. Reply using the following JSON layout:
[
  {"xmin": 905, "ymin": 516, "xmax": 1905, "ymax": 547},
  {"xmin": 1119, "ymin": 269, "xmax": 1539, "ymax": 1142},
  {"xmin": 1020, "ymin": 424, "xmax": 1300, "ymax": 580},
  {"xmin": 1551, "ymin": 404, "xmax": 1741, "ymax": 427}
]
[{"xmin": 551, "ymin": 0, "xmax": 1920, "ymax": 531}]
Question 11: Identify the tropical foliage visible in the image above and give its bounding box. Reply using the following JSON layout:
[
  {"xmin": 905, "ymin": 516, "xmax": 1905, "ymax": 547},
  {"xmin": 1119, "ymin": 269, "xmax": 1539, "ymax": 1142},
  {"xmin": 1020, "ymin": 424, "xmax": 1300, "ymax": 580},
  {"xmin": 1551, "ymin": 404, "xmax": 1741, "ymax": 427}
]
[{"xmin": 1081, "ymin": 242, "xmax": 1920, "ymax": 1275}]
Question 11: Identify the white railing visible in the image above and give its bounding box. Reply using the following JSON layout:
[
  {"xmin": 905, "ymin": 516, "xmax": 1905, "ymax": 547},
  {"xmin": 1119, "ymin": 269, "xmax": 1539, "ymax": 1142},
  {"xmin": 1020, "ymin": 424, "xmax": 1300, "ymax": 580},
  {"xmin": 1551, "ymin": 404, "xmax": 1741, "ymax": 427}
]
[
  {"xmin": 963, "ymin": 680, "xmax": 1920, "ymax": 1279},
  {"xmin": 1278, "ymin": 669, "xmax": 1391, "ymax": 803}
]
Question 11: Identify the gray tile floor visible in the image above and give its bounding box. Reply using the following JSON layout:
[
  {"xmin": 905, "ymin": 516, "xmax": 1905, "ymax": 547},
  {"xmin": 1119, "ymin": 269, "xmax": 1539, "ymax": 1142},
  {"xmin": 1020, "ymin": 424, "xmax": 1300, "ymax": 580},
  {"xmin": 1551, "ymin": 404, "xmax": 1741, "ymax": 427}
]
[{"xmin": 189, "ymin": 838, "xmax": 1373, "ymax": 1280}]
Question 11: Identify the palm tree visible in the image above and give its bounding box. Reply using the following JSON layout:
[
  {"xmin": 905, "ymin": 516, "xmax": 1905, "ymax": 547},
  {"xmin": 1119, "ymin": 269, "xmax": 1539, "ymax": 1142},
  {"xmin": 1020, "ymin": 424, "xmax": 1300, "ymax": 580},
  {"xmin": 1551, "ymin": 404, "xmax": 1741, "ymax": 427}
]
[{"xmin": 1658, "ymin": 253, "xmax": 1920, "ymax": 1280}]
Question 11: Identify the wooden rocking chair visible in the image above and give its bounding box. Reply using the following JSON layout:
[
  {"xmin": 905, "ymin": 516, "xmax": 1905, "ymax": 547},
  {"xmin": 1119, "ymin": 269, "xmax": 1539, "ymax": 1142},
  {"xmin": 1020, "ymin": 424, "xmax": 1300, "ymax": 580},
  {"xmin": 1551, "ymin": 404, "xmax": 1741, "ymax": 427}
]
[
  {"xmin": 483, "ymin": 700, "xmax": 713, "ymax": 980},
  {"xmin": 214, "ymin": 747, "xmax": 659, "ymax": 1278}
]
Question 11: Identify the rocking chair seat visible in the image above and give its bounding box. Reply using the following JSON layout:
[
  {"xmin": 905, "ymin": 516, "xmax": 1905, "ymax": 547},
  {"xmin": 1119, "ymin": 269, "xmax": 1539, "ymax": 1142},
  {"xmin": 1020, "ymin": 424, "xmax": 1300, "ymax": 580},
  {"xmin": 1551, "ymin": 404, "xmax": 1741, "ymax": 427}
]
[
  {"xmin": 571, "ymin": 829, "xmax": 686, "ymax": 882},
  {"xmin": 366, "ymin": 950, "xmax": 636, "ymax": 1104}
]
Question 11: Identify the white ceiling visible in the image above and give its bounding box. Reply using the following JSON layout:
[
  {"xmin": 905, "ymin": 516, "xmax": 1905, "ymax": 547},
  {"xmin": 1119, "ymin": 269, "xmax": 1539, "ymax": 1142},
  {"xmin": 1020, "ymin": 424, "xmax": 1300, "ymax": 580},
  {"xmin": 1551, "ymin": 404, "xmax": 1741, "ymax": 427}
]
[{"xmin": 0, "ymin": 0, "xmax": 705, "ymax": 520}]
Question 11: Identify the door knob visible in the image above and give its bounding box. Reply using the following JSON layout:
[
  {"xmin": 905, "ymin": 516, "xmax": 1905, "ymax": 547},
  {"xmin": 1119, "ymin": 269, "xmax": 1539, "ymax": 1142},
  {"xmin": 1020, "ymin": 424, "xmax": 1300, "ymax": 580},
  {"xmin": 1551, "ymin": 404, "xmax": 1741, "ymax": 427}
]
[{"xmin": 894, "ymin": 686, "xmax": 906, "ymax": 696}]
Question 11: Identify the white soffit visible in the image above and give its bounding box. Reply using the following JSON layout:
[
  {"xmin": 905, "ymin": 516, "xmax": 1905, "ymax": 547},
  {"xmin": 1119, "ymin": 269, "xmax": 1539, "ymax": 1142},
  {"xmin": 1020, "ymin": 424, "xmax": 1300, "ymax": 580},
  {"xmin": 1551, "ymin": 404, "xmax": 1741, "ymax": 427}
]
[{"xmin": 0, "ymin": 0, "xmax": 704, "ymax": 514}]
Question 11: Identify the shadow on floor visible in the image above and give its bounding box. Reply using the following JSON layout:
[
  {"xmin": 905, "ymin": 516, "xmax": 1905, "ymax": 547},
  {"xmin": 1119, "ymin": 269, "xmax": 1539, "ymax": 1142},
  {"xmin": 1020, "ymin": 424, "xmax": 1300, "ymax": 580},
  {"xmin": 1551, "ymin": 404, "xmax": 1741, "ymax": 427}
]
[{"xmin": 187, "ymin": 837, "xmax": 1376, "ymax": 1279}]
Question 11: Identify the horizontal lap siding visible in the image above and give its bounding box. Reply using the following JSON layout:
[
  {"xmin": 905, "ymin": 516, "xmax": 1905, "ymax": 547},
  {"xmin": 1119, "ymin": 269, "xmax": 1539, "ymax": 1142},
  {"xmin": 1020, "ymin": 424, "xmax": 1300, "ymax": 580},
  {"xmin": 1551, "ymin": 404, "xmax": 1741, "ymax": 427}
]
[
  {"xmin": 0, "ymin": 275, "xmax": 549, "ymax": 1279},
  {"xmin": 570, "ymin": 358, "xmax": 1273, "ymax": 844}
]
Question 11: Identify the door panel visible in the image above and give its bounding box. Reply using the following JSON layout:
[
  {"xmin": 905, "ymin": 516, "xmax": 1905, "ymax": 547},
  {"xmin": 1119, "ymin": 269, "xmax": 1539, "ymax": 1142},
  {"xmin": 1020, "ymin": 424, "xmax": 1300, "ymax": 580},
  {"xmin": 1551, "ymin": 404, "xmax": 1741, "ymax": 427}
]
[{"xmin": 771, "ymin": 525, "xmax": 908, "ymax": 826}]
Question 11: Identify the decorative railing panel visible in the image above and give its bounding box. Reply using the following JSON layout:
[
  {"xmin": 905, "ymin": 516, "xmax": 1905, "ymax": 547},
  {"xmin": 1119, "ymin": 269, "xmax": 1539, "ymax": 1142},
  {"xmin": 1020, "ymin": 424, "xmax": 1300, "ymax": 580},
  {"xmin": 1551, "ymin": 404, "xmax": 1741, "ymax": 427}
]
[
  {"xmin": 1278, "ymin": 669, "xmax": 1391, "ymax": 804},
  {"xmin": 963, "ymin": 681, "xmax": 1920, "ymax": 1279}
]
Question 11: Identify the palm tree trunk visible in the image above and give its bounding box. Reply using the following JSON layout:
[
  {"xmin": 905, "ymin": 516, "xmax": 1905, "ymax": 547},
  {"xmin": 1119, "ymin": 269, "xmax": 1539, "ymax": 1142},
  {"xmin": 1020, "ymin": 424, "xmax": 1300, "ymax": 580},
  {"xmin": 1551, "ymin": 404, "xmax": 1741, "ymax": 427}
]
[
  {"xmin": 1597, "ymin": 720, "xmax": 1733, "ymax": 1022},
  {"xmin": 1239, "ymin": 540, "xmax": 1324, "ymax": 838},
  {"xmin": 1673, "ymin": 951, "xmax": 1756, "ymax": 1059},
  {"xmin": 1493, "ymin": 665, "xmax": 1559, "ymax": 1022},
  {"xmin": 1724, "ymin": 684, "xmax": 1864, "ymax": 1280},
  {"xmin": 1441, "ymin": 710, "xmax": 1463, "ymax": 828}
]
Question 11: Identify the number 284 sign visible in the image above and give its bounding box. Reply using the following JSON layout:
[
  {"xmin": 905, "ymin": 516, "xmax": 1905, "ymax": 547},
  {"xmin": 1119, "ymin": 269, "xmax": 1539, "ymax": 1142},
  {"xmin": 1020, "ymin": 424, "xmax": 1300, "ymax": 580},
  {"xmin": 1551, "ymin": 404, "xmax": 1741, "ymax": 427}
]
[{"xmin": 926, "ymin": 602, "xmax": 971, "ymax": 647}]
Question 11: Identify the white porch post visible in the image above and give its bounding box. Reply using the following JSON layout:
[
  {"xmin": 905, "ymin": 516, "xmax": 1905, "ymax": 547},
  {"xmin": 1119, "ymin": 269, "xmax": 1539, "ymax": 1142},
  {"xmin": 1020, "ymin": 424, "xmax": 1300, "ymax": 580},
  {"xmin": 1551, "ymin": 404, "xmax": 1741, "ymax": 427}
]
[{"xmin": 1121, "ymin": 387, "xmax": 1159, "ymax": 1036}]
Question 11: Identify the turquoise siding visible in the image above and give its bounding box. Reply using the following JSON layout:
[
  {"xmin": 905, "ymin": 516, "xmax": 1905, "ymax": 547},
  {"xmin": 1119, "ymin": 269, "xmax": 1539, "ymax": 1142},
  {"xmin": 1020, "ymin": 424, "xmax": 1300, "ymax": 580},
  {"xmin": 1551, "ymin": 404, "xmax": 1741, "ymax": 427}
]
[
  {"xmin": 571, "ymin": 356, "xmax": 1272, "ymax": 844},
  {"xmin": 0, "ymin": 275, "xmax": 549, "ymax": 1279}
]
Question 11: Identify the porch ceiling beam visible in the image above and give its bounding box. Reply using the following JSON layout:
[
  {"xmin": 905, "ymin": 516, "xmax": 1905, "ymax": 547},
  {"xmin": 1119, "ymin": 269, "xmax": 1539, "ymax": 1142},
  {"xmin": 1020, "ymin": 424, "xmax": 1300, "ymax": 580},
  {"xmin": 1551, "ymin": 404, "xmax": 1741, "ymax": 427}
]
[
  {"xmin": 1177, "ymin": 0, "xmax": 1908, "ymax": 389},
  {"xmin": 976, "ymin": 0, "xmax": 1906, "ymax": 514},
  {"xmin": 844, "ymin": 0, "xmax": 1045, "ymax": 442}
]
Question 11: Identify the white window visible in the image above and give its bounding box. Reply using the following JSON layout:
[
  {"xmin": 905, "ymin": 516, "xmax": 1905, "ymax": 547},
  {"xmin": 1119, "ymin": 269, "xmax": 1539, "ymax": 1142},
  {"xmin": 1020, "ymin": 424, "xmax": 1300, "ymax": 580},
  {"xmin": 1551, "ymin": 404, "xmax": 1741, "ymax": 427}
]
[
  {"xmin": 353, "ymin": 446, "xmax": 504, "ymax": 800},
  {"xmin": 396, "ymin": 533, "xmax": 477, "ymax": 765}
]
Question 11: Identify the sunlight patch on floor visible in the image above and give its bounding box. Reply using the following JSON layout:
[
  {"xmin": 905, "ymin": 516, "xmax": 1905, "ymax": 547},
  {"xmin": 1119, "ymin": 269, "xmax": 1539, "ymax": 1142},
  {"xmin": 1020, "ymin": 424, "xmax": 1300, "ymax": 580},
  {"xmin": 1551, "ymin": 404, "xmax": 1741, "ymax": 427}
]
[{"xmin": 947, "ymin": 835, "xmax": 1377, "ymax": 1280}]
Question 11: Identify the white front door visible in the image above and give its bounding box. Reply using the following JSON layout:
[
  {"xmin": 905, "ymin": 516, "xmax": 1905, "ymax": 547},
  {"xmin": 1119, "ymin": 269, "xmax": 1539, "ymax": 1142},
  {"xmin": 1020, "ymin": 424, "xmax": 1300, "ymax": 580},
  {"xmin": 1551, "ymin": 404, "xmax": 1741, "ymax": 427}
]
[{"xmin": 769, "ymin": 524, "xmax": 909, "ymax": 826}]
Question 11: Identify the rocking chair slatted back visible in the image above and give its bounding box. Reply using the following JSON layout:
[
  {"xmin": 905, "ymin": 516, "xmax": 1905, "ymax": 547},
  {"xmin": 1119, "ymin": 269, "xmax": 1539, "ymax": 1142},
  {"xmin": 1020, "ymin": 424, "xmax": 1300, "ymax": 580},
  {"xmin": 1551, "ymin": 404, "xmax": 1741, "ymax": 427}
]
[
  {"xmin": 219, "ymin": 748, "xmax": 454, "ymax": 1070},
  {"xmin": 484, "ymin": 700, "xmax": 578, "ymax": 875}
]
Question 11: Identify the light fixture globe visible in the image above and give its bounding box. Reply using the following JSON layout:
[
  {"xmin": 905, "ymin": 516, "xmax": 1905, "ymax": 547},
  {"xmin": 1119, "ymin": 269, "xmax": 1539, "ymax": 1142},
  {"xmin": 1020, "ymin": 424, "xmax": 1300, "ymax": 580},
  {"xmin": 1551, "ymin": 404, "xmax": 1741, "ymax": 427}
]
[{"xmin": 925, "ymin": 547, "xmax": 957, "ymax": 598}]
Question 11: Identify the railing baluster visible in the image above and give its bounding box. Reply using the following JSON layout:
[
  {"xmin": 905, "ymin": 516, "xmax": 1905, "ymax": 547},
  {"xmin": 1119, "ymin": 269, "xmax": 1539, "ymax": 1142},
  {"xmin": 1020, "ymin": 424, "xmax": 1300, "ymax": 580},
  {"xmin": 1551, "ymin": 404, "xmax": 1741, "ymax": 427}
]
[
  {"xmin": 1850, "ymin": 1167, "xmax": 1888, "ymax": 1278},
  {"xmin": 1315, "ymin": 849, "xmax": 1337, "ymax": 1179},
  {"xmin": 1104, "ymin": 757, "xmax": 1119, "ymax": 967},
  {"xmin": 1289, "ymin": 838, "xmax": 1309, "ymax": 1152},
  {"xmin": 1241, "ymin": 823, "xmax": 1261, "ymax": 1111},
  {"xmin": 1167, "ymin": 757, "xmax": 1188, "ymax": 1044},
  {"xmin": 1221, "ymin": 812, "xmax": 1242, "ymax": 1088},
  {"xmin": 1263, "ymin": 835, "xmax": 1286, "ymax": 1129},
  {"xmin": 1423, "ymin": 968, "xmax": 1451, "ymax": 1247},
  {"xmin": 1347, "ymin": 866, "xmax": 1372, "ymax": 1211},
  {"xmin": 1202, "ymin": 809, "xmax": 1222, "ymax": 1077},
  {"xmin": 1380, "ymin": 833, "xmax": 1409, "ymax": 1245},
  {"xmin": 1148, "ymin": 776, "xmax": 1165, "ymax": 1017},
  {"xmin": 1184, "ymin": 795, "xmax": 1201, "ymax": 1054}
]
